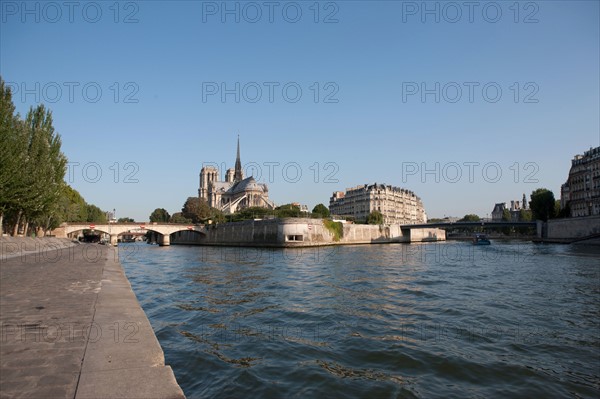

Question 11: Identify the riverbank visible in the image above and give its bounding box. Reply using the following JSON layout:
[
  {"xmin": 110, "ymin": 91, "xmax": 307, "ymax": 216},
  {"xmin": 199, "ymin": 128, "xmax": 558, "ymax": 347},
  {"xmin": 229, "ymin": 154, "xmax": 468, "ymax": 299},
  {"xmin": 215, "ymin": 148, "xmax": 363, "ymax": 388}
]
[
  {"xmin": 446, "ymin": 235, "xmax": 536, "ymax": 241},
  {"xmin": 540, "ymin": 215, "xmax": 600, "ymax": 244},
  {"xmin": 0, "ymin": 238, "xmax": 185, "ymax": 398},
  {"xmin": 171, "ymin": 218, "xmax": 446, "ymax": 247}
]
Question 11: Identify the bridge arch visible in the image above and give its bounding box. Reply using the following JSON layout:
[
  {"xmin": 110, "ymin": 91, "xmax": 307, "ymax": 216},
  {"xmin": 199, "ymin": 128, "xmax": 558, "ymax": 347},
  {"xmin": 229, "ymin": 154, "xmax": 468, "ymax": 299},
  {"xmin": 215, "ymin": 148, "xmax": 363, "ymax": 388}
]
[
  {"xmin": 64, "ymin": 226, "xmax": 148, "ymax": 245},
  {"xmin": 65, "ymin": 227, "xmax": 112, "ymax": 242},
  {"xmin": 58, "ymin": 223, "xmax": 207, "ymax": 246}
]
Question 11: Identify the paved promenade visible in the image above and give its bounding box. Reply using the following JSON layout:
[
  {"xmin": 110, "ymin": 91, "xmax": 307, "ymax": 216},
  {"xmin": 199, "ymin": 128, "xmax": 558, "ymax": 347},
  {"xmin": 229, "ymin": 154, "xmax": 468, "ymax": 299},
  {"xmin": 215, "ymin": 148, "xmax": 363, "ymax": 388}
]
[{"xmin": 0, "ymin": 239, "xmax": 185, "ymax": 398}]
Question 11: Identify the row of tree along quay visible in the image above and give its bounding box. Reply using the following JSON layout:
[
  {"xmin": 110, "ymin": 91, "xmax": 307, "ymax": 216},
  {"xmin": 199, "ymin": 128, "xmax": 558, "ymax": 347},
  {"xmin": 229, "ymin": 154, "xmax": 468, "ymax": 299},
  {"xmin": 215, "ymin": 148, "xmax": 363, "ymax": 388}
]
[
  {"xmin": 0, "ymin": 77, "xmax": 108, "ymax": 237},
  {"xmin": 148, "ymin": 200, "xmax": 390, "ymax": 226},
  {"xmin": 149, "ymin": 200, "xmax": 334, "ymax": 224}
]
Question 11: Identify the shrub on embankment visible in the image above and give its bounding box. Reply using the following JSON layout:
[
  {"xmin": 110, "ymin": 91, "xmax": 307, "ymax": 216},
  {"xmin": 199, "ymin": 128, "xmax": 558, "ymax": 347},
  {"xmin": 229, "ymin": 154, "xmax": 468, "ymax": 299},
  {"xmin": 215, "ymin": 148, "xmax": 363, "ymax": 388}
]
[{"xmin": 323, "ymin": 219, "xmax": 343, "ymax": 242}]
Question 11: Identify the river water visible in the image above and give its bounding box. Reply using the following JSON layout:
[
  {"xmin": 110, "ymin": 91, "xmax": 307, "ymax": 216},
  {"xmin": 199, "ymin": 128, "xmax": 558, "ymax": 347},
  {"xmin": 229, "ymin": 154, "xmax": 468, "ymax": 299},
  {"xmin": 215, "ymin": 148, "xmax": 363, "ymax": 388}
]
[{"xmin": 118, "ymin": 241, "xmax": 599, "ymax": 398}]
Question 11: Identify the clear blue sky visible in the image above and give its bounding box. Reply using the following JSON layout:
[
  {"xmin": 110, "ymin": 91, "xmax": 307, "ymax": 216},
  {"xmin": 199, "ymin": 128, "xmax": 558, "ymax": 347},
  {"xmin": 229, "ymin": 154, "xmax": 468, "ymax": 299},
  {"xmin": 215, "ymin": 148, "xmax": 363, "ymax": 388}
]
[{"xmin": 2, "ymin": 1, "xmax": 599, "ymax": 221}]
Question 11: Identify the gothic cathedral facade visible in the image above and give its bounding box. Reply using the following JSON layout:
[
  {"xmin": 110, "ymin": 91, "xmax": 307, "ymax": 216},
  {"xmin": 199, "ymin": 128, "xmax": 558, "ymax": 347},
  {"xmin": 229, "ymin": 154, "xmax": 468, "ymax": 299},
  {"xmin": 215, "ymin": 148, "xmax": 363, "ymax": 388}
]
[{"xmin": 199, "ymin": 138, "xmax": 275, "ymax": 214}]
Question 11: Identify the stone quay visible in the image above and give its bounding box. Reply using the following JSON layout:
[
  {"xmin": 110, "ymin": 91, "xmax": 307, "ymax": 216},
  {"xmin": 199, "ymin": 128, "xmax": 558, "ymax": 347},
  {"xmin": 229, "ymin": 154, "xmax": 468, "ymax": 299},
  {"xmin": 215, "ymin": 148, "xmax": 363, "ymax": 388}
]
[{"xmin": 0, "ymin": 237, "xmax": 185, "ymax": 399}]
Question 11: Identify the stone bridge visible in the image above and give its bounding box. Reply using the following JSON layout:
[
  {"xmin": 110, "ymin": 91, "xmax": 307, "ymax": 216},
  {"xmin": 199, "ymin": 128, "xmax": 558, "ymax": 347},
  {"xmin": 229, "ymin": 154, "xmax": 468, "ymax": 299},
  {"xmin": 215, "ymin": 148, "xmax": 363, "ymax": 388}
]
[{"xmin": 53, "ymin": 223, "xmax": 207, "ymax": 246}]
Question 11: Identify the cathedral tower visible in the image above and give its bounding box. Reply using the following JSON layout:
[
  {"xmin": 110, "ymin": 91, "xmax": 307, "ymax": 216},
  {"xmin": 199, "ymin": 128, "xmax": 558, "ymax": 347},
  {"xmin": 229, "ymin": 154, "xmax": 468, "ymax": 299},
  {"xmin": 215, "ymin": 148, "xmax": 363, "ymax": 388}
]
[{"xmin": 234, "ymin": 135, "xmax": 243, "ymax": 182}]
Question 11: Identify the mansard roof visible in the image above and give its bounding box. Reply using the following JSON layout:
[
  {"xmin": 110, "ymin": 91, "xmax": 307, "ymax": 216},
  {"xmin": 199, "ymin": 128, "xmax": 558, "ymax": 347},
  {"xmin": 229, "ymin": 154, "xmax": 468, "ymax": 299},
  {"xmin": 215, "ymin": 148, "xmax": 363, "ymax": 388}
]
[{"xmin": 492, "ymin": 203, "xmax": 506, "ymax": 213}]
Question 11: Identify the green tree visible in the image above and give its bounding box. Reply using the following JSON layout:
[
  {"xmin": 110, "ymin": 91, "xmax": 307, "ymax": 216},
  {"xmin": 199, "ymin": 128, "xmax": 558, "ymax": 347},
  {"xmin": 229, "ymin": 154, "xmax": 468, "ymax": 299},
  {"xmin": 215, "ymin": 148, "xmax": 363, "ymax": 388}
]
[
  {"xmin": 86, "ymin": 204, "xmax": 107, "ymax": 223},
  {"xmin": 118, "ymin": 217, "xmax": 135, "ymax": 223},
  {"xmin": 554, "ymin": 200, "xmax": 562, "ymax": 218},
  {"xmin": 459, "ymin": 214, "xmax": 481, "ymax": 222},
  {"xmin": 0, "ymin": 89, "xmax": 67, "ymax": 236},
  {"xmin": 58, "ymin": 185, "xmax": 88, "ymax": 222},
  {"xmin": 169, "ymin": 212, "xmax": 191, "ymax": 224},
  {"xmin": 275, "ymin": 204, "xmax": 301, "ymax": 218},
  {"xmin": 232, "ymin": 206, "xmax": 273, "ymax": 221},
  {"xmin": 19, "ymin": 106, "xmax": 66, "ymax": 232},
  {"xmin": 150, "ymin": 208, "xmax": 170, "ymax": 223},
  {"xmin": 529, "ymin": 188, "xmax": 556, "ymax": 221},
  {"xmin": 519, "ymin": 209, "xmax": 532, "ymax": 222},
  {"xmin": 312, "ymin": 203, "xmax": 330, "ymax": 218},
  {"xmin": 26, "ymin": 184, "xmax": 107, "ymax": 234},
  {"xmin": 209, "ymin": 208, "xmax": 226, "ymax": 224},
  {"xmin": 367, "ymin": 210, "xmax": 384, "ymax": 225},
  {"xmin": 517, "ymin": 209, "xmax": 534, "ymax": 235},
  {"xmin": 501, "ymin": 208, "xmax": 512, "ymax": 235},
  {"xmin": 0, "ymin": 78, "xmax": 24, "ymax": 235},
  {"xmin": 182, "ymin": 197, "xmax": 211, "ymax": 223},
  {"xmin": 0, "ymin": 78, "xmax": 107, "ymax": 236},
  {"xmin": 557, "ymin": 202, "xmax": 570, "ymax": 218}
]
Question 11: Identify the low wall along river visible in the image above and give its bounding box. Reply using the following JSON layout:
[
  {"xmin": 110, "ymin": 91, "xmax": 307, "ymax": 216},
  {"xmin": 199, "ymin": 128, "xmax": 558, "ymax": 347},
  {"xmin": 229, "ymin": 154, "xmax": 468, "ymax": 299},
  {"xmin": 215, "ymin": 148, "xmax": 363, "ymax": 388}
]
[{"xmin": 171, "ymin": 218, "xmax": 446, "ymax": 247}]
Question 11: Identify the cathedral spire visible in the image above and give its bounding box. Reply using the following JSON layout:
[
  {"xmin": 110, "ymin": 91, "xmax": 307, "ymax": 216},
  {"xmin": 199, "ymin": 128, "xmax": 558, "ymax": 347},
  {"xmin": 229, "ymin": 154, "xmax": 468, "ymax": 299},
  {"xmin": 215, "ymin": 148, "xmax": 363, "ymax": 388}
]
[{"xmin": 234, "ymin": 135, "xmax": 243, "ymax": 182}]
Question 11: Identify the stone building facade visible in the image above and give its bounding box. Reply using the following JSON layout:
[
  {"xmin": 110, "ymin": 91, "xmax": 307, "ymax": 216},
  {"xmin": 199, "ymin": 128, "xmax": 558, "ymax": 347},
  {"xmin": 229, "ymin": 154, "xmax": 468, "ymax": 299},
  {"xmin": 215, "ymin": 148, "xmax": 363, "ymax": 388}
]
[
  {"xmin": 491, "ymin": 203, "xmax": 506, "ymax": 221},
  {"xmin": 561, "ymin": 146, "xmax": 600, "ymax": 217},
  {"xmin": 492, "ymin": 199, "xmax": 526, "ymax": 222},
  {"xmin": 329, "ymin": 183, "xmax": 426, "ymax": 225},
  {"xmin": 199, "ymin": 138, "xmax": 275, "ymax": 214}
]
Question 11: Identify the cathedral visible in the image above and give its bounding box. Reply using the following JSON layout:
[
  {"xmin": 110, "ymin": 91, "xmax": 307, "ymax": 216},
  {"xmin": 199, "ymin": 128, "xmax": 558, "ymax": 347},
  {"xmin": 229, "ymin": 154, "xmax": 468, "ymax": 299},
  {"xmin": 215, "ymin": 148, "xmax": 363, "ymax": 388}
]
[{"xmin": 199, "ymin": 138, "xmax": 275, "ymax": 214}]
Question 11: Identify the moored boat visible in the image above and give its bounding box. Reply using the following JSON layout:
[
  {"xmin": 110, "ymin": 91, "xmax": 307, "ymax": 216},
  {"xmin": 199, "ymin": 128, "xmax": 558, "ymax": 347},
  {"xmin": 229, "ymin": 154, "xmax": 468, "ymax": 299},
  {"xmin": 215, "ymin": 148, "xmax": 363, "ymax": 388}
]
[{"xmin": 472, "ymin": 233, "xmax": 491, "ymax": 245}]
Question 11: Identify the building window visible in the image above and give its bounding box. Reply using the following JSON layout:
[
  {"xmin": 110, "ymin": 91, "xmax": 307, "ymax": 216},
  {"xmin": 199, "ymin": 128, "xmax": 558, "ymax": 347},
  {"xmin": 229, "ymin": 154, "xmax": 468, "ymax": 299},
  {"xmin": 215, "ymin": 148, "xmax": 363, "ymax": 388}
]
[{"xmin": 286, "ymin": 235, "xmax": 304, "ymax": 242}]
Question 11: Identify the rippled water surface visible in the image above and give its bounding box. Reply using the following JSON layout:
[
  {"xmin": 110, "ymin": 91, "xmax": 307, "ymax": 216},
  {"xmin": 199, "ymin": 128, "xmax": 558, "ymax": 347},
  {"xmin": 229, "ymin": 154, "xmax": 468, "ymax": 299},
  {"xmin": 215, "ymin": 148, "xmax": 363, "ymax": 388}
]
[{"xmin": 119, "ymin": 242, "xmax": 600, "ymax": 398}]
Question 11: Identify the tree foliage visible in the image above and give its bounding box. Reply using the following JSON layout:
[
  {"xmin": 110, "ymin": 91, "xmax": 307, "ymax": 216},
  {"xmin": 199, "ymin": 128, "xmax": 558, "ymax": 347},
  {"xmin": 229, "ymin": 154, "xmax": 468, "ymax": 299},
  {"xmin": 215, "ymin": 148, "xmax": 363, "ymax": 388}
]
[
  {"xmin": 556, "ymin": 202, "xmax": 570, "ymax": 218},
  {"xmin": 169, "ymin": 212, "xmax": 192, "ymax": 224},
  {"xmin": 229, "ymin": 206, "xmax": 272, "ymax": 222},
  {"xmin": 86, "ymin": 204, "xmax": 107, "ymax": 223},
  {"xmin": 224, "ymin": 203, "xmax": 315, "ymax": 222},
  {"xmin": 0, "ymin": 77, "xmax": 105, "ymax": 235},
  {"xmin": 519, "ymin": 209, "xmax": 532, "ymax": 222},
  {"xmin": 459, "ymin": 214, "xmax": 481, "ymax": 222},
  {"xmin": 529, "ymin": 188, "xmax": 556, "ymax": 221},
  {"xmin": 0, "ymin": 78, "xmax": 23, "ymax": 228},
  {"xmin": 517, "ymin": 209, "xmax": 534, "ymax": 235},
  {"xmin": 323, "ymin": 219, "xmax": 343, "ymax": 241},
  {"xmin": 312, "ymin": 203, "xmax": 330, "ymax": 218},
  {"xmin": 58, "ymin": 185, "xmax": 88, "ymax": 222},
  {"xmin": 501, "ymin": 208, "xmax": 512, "ymax": 234},
  {"xmin": 367, "ymin": 210, "xmax": 384, "ymax": 225},
  {"xmin": 210, "ymin": 210, "xmax": 226, "ymax": 224},
  {"xmin": 118, "ymin": 217, "xmax": 135, "ymax": 223},
  {"xmin": 51, "ymin": 185, "xmax": 106, "ymax": 225},
  {"xmin": 554, "ymin": 200, "xmax": 563, "ymax": 219},
  {"xmin": 148, "ymin": 198, "xmax": 224, "ymax": 225},
  {"xmin": 150, "ymin": 208, "xmax": 170, "ymax": 223},
  {"xmin": 0, "ymin": 89, "xmax": 67, "ymax": 233},
  {"xmin": 182, "ymin": 197, "xmax": 212, "ymax": 223},
  {"xmin": 275, "ymin": 204, "xmax": 302, "ymax": 218}
]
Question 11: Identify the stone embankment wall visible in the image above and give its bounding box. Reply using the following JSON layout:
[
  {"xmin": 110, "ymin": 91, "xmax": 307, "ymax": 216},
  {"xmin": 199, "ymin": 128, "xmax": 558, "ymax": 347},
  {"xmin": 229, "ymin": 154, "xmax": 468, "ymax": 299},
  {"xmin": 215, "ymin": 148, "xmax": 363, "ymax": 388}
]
[
  {"xmin": 545, "ymin": 216, "xmax": 600, "ymax": 243},
  {"xmin": 171, "ymin": 218, "xmax": 446, "ymax": 247}
]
